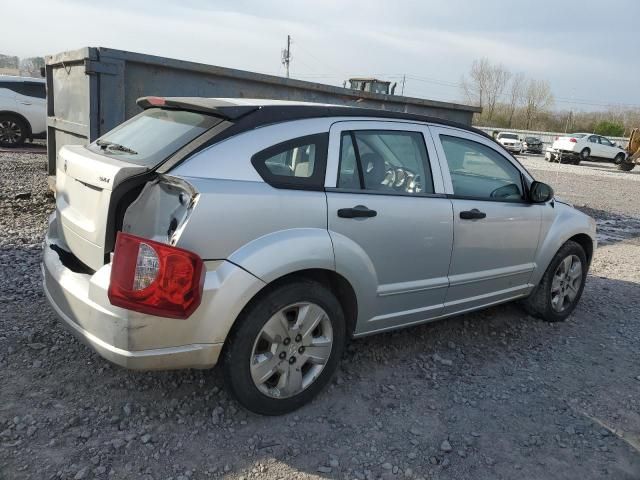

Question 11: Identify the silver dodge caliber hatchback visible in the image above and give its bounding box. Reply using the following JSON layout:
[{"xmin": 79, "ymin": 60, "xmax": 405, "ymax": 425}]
[{"xmin": 43, "ymin": 97, "xmax": 597, "ymax": 415}]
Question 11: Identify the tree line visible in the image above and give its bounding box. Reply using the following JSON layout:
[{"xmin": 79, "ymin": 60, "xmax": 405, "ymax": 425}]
[
  {"xmin": 0, "ymin": 54, "xmax": 45, "ymax": 78},
  {"xmin": 461, "ymin": 57, "xmax": 637, "ymax": 137}
]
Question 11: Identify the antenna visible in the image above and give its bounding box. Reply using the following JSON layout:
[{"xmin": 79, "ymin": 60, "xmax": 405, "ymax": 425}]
[{"xmin": 281, "ymin": 35, "xmax": 291, "ymax": 78}]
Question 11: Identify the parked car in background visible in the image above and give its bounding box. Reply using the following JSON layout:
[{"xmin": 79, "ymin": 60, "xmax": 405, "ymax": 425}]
[
  {"xmin": 522, "ymin": 136, "xmax": 543, "ymax": 154},
  {"xmin": 0, "ymin": 76, "xmax": 46, "ymax": 147},
  {"xmin": 549, "ymin": 133, "xmax": 627, "ymax": 164},
  {"xmin": 42, "ymin": 98, "xmax": 596, "ymax": 415},
  {"xmin": 496, "ymin": 132, "xmax": 522, "ymax": 154}
]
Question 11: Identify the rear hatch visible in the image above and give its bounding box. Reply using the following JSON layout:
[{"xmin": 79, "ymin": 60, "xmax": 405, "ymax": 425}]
[{"xmin": 54, "ymin": 106, "xmax": 224, "ymax": 271}]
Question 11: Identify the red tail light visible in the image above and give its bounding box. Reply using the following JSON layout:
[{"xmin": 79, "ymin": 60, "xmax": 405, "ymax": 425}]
[
  {"xmin": 569, "ymin": 138, "xmax": 577, "ymax": 143},
  {"xmin": 108, "ymin": 232, "xmax": 204, "ymax": 319}
]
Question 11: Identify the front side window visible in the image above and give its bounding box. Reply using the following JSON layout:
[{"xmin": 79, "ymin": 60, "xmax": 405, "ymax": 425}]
[
  {"xmin": 251, "ymin": 133, "xmax": 328, "ymax": 190},
  {"xmin": 599, "ymin": 136, "xmax": 613, "ymax": 146},
  {"xmin": 440, "ymin": 135, "xmax": 524, "ymax": 201},
  {"xmin": 337, "ymin": 130, "xmax": 434, "ymax": 195}
]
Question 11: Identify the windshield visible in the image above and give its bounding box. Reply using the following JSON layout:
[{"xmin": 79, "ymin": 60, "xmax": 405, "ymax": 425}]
[
  {"xmin": 499, "ymin": 133, "xmax": 519, "ymax": 140},
  {"xmin": 88, "ymin": 108, "xmax": 221, "ymax": 167},
  {"xmin": 525, "ymin": 137, "xmax": 539, "ymax": 142}
]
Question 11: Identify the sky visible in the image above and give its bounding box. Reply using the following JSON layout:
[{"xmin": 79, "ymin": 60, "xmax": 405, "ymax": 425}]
[{"xmin": 3, "ymin": 0, "xmax": 639, "ymax": 111}]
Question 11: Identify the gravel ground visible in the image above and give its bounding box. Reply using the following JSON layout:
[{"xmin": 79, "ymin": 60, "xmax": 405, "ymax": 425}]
[{"xmin": 1, "ymin": 151, "xmax": 639, "ymax": 480}]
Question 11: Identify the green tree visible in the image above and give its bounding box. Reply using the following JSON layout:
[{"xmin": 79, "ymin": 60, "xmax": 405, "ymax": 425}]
[{"xmin": 594, "ymin": 120, "xmax": 625, "ymax": 137}]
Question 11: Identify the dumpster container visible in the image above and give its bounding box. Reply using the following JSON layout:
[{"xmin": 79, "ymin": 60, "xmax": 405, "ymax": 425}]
[{"xmin": 45, "ymin": 46, "xmax": 481, "ymax": 175}]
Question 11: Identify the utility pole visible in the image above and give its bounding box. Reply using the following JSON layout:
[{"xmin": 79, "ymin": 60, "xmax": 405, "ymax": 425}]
[
  {"xmin": 281, "ymin": 35, "xmax": 291, "ymax": 78},
  {"xmin": 401, "ymin": 74, "xmax": 406, "ymax": 96}
]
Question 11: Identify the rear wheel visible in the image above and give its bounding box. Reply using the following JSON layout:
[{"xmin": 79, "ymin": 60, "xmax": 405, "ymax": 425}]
[
  {"xmin": 223, "ymin": 279, "xmax": 346, "ymax": 415},
  {"xmin": 579, "ymin": 148, "xmax": 590, "ymax": 160},
  {"xmin": 523, "ymin": 241, "xmax": 587, "ymax": 322},
  {"xmin": 0, "ymin": 114, "xmax": 27, "ymax": 147}
]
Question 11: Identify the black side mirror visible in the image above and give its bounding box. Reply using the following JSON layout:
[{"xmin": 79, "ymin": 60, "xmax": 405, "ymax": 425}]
[{"xmin": 530, "ymin": 181, "xmax": 554, "ymax": 203}]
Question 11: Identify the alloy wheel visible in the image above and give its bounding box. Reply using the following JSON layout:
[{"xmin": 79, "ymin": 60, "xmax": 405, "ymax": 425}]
[
  {"xmin": 250, "ymin": 302, "xmax": 333, "ymax": 399},
  {"xmin": 0, "ymin": 120, "xmax": 22, "ymax": 144},
  {"xmin": 550, "ymin": 254, "xmax": 583, "ymax": 313}
]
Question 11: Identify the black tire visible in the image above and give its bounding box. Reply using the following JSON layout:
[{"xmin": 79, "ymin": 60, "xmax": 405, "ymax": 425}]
[
  {"xmin": 579, "ymin": 148, "xmax": 590, "ymax": 160},
  {"xmin": 572, "ymin": 158, "xmax": 581, "ymax": 165},
  {"xmin": 617, "ymin": 161, "xmax": 635, "ymax": 172},
  {"xmin": 613, "ymin": 153, "xmax": 625, "ymax": 165},
  {"xmin": 0, "ymin": 114, "xmax": 28, "ymax": 147},
  {"xmin": 522, "ymin": 240, "xmax": 588, "ymax": 322},
  {"xmin": 223, "ymin": 279, "xmax": 346, "ymax": 415}
]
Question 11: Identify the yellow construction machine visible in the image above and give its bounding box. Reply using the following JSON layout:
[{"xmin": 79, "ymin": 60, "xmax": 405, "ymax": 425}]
[{"xmin": 618, "ymin": 128, "xmax": 640, "ymax": 171}]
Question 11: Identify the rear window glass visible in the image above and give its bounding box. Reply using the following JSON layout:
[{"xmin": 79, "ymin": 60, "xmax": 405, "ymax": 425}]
[
  {"xmin": 499, "ymin": 133, "xmax": 519, "ymax": 140},
  {"xmin": 570, "ymin": 133, "xmax": 587, "ymax": 138},
  {"xmin": 87, "ymin": 108, "xmax": 221, "ymax": 167}
]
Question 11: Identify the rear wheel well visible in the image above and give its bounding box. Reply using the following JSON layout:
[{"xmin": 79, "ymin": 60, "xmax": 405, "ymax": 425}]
[
  {"xmin": 568, "ymin": 233, "xmax": 593, "ymax": 266},
  {"xmin": 0, "ymin": 111, "xmax": 32, "ymax": 137},
  {"xmin": 235, "ymin": 269, "xmax": 358, "ymax": 338}
]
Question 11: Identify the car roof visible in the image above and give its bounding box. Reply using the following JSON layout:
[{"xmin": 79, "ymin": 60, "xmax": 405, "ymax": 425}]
[
  {"xmin": 0, "ymin": 75, "xmax": 45, "ymax": 83},
  {"xmin": 137, "ymin": 96, "xmax": 492, "ymax": 140}
]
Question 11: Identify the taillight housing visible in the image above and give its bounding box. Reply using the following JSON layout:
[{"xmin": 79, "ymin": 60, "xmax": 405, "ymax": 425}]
[
  {"xmin": 108, "ymin": 232, "xmax": 205, "ymax": 319},
  {"xmin": 569, "ymin": 138, "xmax": 577, "ymax": 143}
]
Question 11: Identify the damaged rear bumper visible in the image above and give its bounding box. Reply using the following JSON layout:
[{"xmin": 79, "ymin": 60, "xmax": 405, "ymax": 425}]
[{"xmin": 41, "ymin": 214, "xmax": 263, "ymax": 370}]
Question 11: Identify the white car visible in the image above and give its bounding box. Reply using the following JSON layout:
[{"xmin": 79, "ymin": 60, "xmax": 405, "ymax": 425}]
[
  {"xmin": 550, "ymin": 133, "xmax": 627, "ymax": 164},
  {"xmin": 0, "ymin": 76, "xmax": 46, "ymax": 147},
  {"xmin": 496, "ymin": 132, "xmax": 522, "ymax": 154}
]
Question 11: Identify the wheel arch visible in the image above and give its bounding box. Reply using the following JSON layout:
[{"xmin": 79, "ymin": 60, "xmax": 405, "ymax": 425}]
[
  {"xmin": 234, "ymin": 268, "xmax": 359, "ymax": 338},
  {"xmin": 568, "ymin": 233, "xmax": 594, "ymax": 267},
  {"xmin": 0, "ymin": 110, "xmax": 33, "ymax": 136},
  {"xmin": 531, "ymin": 206, "xmax": 596, "ymax": 287}
]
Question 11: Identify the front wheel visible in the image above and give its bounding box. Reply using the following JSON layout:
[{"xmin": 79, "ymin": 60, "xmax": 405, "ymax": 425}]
[
  {"xmin": 523, "ymin": 241, "xmax": 588, "ymax": 322},
  {"xmin": 613, "ymin": 153, "xmax": 625, "ymax": 165},
  {"xmin": 223, "ymin": 279, "xmax": 346, "ymax": 415}
]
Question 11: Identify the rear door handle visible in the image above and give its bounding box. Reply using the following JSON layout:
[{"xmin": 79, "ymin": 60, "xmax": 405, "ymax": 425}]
[
  {"xmin": 460, "ymin": 208, "xmax": 486, "ymax": 220},
  {"xmin": 337, "ymin": 205, "xmax": 377, "ymax": 218},
  {"xmin": 19, "ymin": 101, "xmax": 32, "ymax": 105}
]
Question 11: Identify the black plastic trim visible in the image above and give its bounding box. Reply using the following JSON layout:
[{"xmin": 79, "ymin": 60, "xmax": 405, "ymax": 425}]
[
  {"xmin": 445, "ymin": 193, "xmax": 533, "ymax": 205},
  {"xmin": 250, "ymin": 133, "xmax": 329, "ymax": 191}
]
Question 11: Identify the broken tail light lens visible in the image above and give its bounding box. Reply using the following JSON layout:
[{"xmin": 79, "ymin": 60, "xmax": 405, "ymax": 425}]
[{"xmin": 108, "ymin": 232, "xmax": 204, "ymax": 319}]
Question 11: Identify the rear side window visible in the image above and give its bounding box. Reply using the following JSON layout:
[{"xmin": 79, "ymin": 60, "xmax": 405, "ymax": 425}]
[
  {"xmin": 87, "ymin": 108, "xmax": 222, "ymax": 168},
  {"xmin": 337, "ymin": 130, "xmax": 434, "ymax": 195},
  {"xmin": 21, "ymin": 82, "xmax": 46, "ymax": 99},
  {"xmin": 251, "ymin": 133, "xmax": 328, "ymax": 190}
]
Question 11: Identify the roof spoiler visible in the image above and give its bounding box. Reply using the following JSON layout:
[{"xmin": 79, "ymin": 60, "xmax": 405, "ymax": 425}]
[{"xmin": 136, "ymin": 96, "xmax": 259, "ymax": 120}]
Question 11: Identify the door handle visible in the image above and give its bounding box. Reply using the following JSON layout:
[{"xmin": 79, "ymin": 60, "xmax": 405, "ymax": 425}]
[
  {"xmin": 337, "ymin": 205, "xmax": 377, "ymax": 218},
  {"xmin": 460, "ymin": 208, "xmax": 486, "ymax": 220},
  {"xmin": 19, "ymin": 101, "xmax": 32, "ymax": 105}
]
